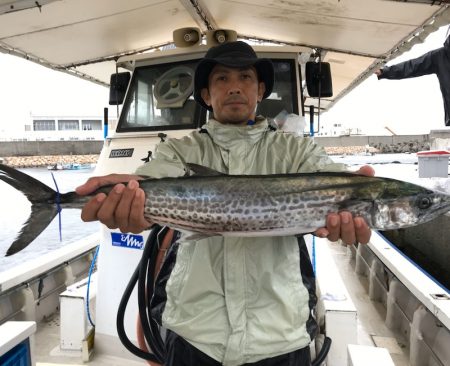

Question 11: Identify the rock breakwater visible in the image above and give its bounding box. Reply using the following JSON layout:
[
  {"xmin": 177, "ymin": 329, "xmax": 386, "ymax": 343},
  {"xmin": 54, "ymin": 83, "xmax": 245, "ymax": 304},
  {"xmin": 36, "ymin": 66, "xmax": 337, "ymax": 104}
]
[
  {"xmin": 323, "ymin": 146, "xmax": 379, "ymax": 155},
  {"xmin": 322, "ymin": 140, "xmax": 430, "ymax": 155},
  {"xmin": 1, "ymin": 154, "xmax": 99, "ymax": 168}
]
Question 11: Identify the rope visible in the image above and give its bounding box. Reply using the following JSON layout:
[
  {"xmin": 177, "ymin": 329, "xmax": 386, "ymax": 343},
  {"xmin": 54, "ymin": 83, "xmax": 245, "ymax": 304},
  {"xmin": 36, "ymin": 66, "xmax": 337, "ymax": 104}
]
[
  {"xmin": 50, "ymin": 172, "xmax": 62, "ymax": 241},
  {"xmin": 86, "ymin": 245, "xmax": 100, "ymax": 327}
]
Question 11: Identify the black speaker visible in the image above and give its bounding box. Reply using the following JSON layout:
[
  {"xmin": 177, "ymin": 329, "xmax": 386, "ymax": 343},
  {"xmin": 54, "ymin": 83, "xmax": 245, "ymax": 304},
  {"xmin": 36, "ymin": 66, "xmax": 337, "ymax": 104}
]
[
  {"xmin": 109, "ymin": 72, "xmax": 131, "ymax": 105},
  {"xmin": 305, "ymin": 62, "xmax": 333, "ymax": 98}
]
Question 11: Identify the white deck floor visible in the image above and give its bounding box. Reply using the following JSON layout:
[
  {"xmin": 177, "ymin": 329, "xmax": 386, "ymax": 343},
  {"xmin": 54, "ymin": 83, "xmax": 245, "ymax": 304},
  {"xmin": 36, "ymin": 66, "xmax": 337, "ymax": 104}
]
[
  {"xmin": 31, "ymin": 240, "xmax": 413, "ymax": 366},
  {"xmin": 34, "ymin": 314, "xmax": 144, "ymax": 366},
  {"xmin": 327, "ymin": 242, "xmax": 410, "ymax": 366}
]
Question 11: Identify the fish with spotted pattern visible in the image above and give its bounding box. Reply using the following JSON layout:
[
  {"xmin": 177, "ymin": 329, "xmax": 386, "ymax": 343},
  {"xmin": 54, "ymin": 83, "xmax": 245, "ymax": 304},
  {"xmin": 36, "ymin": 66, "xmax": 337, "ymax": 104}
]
[{"xmin": 1, "ymin": 163, "xmax": 450, "ymax": 256}]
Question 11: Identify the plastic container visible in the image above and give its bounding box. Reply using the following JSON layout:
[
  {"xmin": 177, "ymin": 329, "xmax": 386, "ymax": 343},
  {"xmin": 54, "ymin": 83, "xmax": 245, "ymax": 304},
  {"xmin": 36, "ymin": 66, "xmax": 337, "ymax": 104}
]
[
  {"xmin": 416, "ymin": 150, "xmax": 450, "ymax": 178},
  {"xmin": 0, "ymin": 341, "xmax": 30, "ymax": 366}
]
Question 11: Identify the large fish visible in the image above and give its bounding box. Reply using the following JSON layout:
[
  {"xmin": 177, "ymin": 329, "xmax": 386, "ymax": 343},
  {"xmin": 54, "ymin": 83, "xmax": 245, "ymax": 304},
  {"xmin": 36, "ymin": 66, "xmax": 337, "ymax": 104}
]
[{"xmin": 1, "ymin": 163, "xmax": 450, "ymax": 256}]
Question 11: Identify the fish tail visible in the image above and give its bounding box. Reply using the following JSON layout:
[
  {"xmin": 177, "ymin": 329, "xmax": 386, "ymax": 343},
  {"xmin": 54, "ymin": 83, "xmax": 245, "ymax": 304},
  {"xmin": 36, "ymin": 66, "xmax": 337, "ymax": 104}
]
[
  {"xmin": 0, "ymin": 164, "xmax": 59, "ymax": 256},
  {"xmin": 0, "ymin": 163, "xmax": 56, "ymax": 203}
]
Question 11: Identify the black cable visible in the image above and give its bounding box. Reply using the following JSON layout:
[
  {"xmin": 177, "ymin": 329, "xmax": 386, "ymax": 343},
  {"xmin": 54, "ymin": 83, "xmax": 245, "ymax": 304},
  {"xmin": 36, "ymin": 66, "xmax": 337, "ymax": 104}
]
[
  {"xmin": 312, "ymin": 336, "xmax": 332, "ymax": 366},
  {"xmin": 138, "ymin": 226, "xmax": 166, "ymax": 362},
  {"xmin": 116, "ymin": 256, "xmax": 157, "ymax": 361},
  {"xmin": 147, "ymin": 228, "xmax": 168, "ymax": 354},
  {"xmin": 116, "ymin": 225, "xmax": 165, "ymax": 363}
]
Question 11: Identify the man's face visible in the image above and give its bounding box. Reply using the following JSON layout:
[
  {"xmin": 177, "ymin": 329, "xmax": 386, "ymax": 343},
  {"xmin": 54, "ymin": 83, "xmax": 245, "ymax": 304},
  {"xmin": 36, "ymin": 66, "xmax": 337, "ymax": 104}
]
[{"xmin": 200, "ymin": 65, "xmax": 266, "ymax": 125}]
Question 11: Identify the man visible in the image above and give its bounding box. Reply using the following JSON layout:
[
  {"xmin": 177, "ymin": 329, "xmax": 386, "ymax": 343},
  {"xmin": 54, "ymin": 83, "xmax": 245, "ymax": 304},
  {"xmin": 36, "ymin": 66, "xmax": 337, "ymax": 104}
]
[
  {"xmin": 375, "ymin": 29, "xmax": 450, "ymax": 127},
  {"xmin": 77, "ymin": 41, "xmax": 373, "ymax": 366}
]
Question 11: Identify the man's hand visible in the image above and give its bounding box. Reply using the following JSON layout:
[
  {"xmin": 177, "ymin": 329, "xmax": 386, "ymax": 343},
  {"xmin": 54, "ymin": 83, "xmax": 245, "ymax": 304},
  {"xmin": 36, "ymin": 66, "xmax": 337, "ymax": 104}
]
[
  {"xmin": 76, "ymin": 174, "xmax": 152, "ymax": 233},
  {"xmin": 314, "ymin": 165, "xmax": 375, "ymax": 245}
]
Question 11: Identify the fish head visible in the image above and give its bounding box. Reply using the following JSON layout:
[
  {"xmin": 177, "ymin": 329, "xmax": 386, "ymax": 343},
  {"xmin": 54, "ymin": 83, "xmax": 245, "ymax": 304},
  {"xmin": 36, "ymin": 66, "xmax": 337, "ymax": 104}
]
[
  {"xmin": 374, "ymin": 190, "xmax": 450, "ymax": 230},
  {"xmin": 411, "ymin": 191, "xmax": 450, "ymax": 224}
]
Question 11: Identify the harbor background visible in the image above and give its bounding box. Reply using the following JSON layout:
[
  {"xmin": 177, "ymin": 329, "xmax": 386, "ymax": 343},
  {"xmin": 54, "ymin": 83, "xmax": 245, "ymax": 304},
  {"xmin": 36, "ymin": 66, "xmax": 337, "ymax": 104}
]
[
  {"xmin": 1, "ymin": 132, "xmax": 442, "ymax": 168},
  {"xmin": 1, "ymin": 153, "xmax": 449, "ymax": 284}
]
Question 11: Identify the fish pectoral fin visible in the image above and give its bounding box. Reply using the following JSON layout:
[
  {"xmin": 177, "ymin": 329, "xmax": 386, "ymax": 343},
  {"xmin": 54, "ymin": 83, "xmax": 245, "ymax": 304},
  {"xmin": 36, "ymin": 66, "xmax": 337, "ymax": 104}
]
[
  {"xmin": 184, "ymin": 163, "xmax": 225, "ymax": 177},
  {"xmin": 338, "ymin": 199, "xmax": 374, "ymax": 214}
]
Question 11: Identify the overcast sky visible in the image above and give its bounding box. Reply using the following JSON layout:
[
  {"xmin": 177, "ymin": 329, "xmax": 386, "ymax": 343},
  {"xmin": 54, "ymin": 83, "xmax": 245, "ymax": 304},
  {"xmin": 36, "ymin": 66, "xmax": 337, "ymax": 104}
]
[
  {"xmin": 0, "ymin": 25, "xmax": 448, "ymax": 136},
  {"xmin": 0, "ymin": 53, "xmax": 112, "ymax": 134},
  {"xmin": 322, "ymin": 25, "xmax": 448, "ymax": 135}
]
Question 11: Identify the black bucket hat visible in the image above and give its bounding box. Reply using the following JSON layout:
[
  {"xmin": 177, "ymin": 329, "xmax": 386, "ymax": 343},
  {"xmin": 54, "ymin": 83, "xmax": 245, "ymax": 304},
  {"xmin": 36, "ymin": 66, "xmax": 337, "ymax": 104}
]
[{"xmin": 194, "ymin": 41, "xmax": 274, "ymax": 111}]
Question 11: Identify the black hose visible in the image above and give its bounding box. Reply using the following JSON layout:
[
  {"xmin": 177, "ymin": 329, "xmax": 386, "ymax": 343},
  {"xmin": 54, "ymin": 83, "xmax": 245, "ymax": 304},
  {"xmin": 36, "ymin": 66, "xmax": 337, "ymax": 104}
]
[
  {"xmin": 312, "ymin": 336, "xmax": 332, "ymax": 366},
  {"xmin": 138, "ymin": 226, "xmax": 166, "ymax": 362},
  {"xmin": 116, "ymin": 258, "xmax": 157, "ymax": 361},
  {"xmin": 116, "ymin": 225, "xmax": 165, "ymax": 363},
  {"xmin": 147, "ymin": 228, "xmax": 168, "ymax": 354}
]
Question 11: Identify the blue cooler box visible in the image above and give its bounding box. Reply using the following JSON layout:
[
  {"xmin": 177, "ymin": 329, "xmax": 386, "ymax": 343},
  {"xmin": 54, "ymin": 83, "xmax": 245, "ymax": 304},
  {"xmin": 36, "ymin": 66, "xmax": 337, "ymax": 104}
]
[{"xmin": 0, "ymin": 340, "xmax": 31, "ymax": 366}]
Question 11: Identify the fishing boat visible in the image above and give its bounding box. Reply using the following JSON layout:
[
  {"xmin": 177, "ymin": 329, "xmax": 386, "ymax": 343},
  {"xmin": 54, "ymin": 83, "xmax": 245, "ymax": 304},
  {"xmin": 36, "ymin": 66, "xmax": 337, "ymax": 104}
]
[
  {"xmin": 47, "ymin": 163, "xmax": 64, "ymax": 170},
  {"xmin": 1, "ymin": 1, "xmax": 449, "ymax": 366},
  {"xmin": 47, "ymin": 163, "xmax": 94, "ymax": 171}
]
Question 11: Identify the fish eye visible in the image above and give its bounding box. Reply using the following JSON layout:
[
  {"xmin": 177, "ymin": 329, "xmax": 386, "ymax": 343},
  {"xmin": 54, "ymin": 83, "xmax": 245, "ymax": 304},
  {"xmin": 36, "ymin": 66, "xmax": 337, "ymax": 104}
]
[{"xmin": 417, "ymin": 196, "xmax": 432, "ymax": 209}]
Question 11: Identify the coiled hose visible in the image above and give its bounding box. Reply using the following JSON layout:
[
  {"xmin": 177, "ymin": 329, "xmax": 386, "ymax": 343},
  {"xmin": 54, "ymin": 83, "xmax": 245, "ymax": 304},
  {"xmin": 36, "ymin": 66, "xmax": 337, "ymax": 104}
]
[{"xmin": 116, "ymin": 225, "xmax": 166, "ymax": 364}]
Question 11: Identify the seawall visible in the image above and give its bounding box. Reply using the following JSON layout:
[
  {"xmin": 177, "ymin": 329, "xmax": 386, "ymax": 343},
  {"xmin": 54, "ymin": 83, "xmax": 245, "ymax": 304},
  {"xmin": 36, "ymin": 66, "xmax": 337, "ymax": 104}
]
[
  {"xmin": 2, "ymin": 154, "xmax": 99, "ymax": 168},
  {"xmin": 0, "ymin": 133, "xmax": 437, "ymax": 168},
  {"xmin": 0, "ymin": 140, "xmax": 103, "ymax": 157},
  {"xmin": 0, "ymin": 134, "xmax": 431, "ymax": 155}
]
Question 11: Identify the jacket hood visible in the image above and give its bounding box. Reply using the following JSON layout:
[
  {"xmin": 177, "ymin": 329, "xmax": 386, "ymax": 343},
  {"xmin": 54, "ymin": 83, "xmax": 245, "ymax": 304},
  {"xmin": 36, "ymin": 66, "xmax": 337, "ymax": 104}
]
[{"xmin": 203, "ymin": 117, "xmax": 269, "ymax": 150}]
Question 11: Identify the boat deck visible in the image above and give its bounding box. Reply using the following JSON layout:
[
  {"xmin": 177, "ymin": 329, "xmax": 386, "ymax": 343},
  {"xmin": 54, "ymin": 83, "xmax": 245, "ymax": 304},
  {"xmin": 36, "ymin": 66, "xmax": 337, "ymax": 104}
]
[
  {"xmin": 32, "ymin": 240, "xmax": 411, "ymax": 366},
  {"xmin": 34, "ymin": 314, "xmax": 144, "ymax": 366},
  {"xmin": 328, "ymin": 242, "xmax": 410, "ymax": 366}
]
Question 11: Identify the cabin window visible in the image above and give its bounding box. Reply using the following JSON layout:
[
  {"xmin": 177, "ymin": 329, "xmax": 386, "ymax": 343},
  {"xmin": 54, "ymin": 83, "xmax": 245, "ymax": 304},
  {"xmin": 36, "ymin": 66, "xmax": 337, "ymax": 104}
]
[
  {"xmin": 117, "ymin": 60, "xmax": 206, "ymax": 132},
  {"xmin": 256, "ymin": 59, "xmax": 298, "ymax": 119}
]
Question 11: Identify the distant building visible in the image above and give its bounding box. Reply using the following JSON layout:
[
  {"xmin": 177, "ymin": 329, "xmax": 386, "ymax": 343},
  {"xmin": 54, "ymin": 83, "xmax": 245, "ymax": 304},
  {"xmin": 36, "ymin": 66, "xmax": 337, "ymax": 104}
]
[
  {"xmin": 10, "ymin": 115, "xmax": 116, "ymax": 141},
  {"xmin": 317, "ymin": 121, "xmax": 363, "ymax": 136}
]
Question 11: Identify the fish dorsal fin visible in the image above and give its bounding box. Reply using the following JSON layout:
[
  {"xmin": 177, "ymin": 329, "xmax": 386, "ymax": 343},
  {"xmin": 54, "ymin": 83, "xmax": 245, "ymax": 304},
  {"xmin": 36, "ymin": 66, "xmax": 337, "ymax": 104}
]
[{"xmin": 185, "ymin": 163, "xmax": 225, "ymax": 177}]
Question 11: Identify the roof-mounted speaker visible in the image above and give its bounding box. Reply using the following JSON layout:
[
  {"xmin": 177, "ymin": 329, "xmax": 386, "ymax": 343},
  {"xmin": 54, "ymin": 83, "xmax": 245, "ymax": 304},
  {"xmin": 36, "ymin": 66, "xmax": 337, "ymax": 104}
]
[
  {"xmin": 206, "ymin": 29, "xmax": 237, "ymax": 46},
  {"xmin": 173, "ymin": 27, "xmax": 202, "ymax": 47}
]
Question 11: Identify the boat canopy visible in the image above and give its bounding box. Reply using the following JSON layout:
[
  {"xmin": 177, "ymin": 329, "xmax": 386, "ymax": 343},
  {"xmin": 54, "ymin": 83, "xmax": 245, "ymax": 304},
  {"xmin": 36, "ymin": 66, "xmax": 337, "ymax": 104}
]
[{"xmin": 0, "ymin": 0, "xmax": 449, "ymax": 111}]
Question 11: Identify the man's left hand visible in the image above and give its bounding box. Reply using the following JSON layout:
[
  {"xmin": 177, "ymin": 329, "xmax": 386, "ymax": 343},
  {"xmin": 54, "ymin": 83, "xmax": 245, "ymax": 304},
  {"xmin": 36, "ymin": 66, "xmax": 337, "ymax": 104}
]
[{"xmin": 314, "ymin": 165, "xmax": 375, "ymax": 245}]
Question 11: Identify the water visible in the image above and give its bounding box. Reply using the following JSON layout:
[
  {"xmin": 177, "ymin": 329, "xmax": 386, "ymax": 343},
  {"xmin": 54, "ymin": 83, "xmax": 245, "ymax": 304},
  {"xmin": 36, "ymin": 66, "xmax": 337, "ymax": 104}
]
[{"xmin": 0, "ymin": 167, "xmax": 100, "ymax": 272}]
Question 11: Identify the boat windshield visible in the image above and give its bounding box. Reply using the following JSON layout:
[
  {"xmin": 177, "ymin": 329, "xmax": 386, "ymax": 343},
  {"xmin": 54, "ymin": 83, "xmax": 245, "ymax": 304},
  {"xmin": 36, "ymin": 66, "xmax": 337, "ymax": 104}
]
[
  {"xmin": 117, "ymin": 60, "xmax": 204, "ymax": 132},
  {"xmin": 116, "ymin": 56, "xmax": 299, "ymax": 133}
]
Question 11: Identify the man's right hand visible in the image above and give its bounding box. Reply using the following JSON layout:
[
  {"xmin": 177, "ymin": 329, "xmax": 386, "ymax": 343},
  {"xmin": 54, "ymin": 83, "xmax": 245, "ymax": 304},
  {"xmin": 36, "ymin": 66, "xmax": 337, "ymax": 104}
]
[
  {"xmin": 76, "ymin": 174, "xmax": 152, "ymax": 233},
  {"xmin": 374, "ymin": 69, "xmax": 382, "ymax": 76}
]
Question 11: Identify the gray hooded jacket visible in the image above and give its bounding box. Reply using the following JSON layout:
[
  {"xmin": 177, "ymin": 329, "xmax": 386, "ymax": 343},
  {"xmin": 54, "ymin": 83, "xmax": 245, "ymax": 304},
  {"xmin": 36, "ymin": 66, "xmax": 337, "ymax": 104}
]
[{"xmin": 378, "ymin": 34, "xmax": 450, "ymax": 126}]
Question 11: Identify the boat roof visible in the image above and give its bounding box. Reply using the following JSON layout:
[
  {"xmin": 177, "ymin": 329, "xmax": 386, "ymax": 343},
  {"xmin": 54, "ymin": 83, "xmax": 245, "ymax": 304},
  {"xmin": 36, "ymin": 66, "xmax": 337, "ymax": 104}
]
[{"xmin": 0, "ymin": 0, "xmax": 449, "ymax": 111}]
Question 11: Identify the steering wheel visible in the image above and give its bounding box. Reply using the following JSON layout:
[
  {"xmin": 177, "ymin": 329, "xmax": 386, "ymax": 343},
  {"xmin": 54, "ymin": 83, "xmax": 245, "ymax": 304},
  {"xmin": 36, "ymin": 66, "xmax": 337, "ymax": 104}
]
[{"xmin": 154, "ymin": 66, "xmax": 194, "ymax": 107}]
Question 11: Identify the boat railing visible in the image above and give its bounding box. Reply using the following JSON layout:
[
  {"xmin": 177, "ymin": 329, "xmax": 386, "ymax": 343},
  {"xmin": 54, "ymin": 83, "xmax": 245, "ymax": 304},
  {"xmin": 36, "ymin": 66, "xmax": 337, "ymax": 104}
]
[
  {"xmin": 0, "ymin": 233, "xmax": 100, "ymax": 326},
  {"xmin": 355, "ymin": 231, "xmax": 450, "ymax": 366}
]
